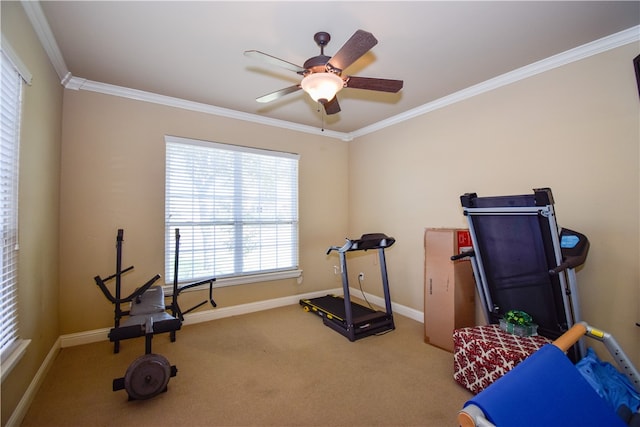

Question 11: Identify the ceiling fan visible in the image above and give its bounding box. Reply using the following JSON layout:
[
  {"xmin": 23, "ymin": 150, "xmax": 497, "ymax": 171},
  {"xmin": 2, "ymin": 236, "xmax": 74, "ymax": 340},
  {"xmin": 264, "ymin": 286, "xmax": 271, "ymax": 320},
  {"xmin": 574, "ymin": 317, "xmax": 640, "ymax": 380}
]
[{"xmin": 244, "ymin": 30, "xmax": 403, "ymax": 115}]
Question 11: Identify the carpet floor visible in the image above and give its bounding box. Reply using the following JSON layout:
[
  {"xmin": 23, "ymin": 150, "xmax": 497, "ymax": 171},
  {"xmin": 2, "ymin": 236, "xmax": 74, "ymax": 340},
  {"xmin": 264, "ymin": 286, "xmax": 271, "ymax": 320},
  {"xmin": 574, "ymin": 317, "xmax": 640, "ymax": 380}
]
[{"xmin": 21, "ymin": 304, "xmax": 472, "ymax": 426}]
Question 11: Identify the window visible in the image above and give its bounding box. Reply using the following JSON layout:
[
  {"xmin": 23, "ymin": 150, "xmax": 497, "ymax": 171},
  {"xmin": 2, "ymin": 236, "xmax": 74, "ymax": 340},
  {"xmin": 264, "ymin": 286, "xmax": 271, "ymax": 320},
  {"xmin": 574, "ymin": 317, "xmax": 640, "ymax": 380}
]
[
  {"xmin": 165, "ymin": 136, "xmax": 300, "ymax": 286},
  {"xmin": 0, "ymin": 47, "xmax": 27, "ymax": 381}
]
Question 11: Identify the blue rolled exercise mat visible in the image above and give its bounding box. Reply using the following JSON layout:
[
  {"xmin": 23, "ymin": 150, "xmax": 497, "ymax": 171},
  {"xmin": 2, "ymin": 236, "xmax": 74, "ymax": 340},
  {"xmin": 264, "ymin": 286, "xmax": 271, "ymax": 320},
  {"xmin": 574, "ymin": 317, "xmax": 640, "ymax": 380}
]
[{"xmin": 464, "ymin": 344, "xmax": 626, "ymax": 427}]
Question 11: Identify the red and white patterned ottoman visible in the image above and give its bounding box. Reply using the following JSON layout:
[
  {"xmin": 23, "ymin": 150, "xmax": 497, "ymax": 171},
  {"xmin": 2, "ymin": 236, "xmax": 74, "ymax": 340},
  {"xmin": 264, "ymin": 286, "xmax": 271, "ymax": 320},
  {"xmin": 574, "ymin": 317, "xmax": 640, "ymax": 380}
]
[{"xmin": 453, "ymin": 324, "xmax": 552, "ymax": 394}]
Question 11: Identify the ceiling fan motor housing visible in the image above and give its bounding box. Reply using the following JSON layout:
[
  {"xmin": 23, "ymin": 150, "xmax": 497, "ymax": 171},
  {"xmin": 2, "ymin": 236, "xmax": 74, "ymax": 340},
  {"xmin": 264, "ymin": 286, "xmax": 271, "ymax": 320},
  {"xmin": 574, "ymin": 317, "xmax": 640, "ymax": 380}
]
[
  {"xmin": 304, "ymin": 32, "xmax": 334, "ymax": 75},
  {"xmin": 303, "ymin": 55, "xmax": 334, "ymax": 74}
]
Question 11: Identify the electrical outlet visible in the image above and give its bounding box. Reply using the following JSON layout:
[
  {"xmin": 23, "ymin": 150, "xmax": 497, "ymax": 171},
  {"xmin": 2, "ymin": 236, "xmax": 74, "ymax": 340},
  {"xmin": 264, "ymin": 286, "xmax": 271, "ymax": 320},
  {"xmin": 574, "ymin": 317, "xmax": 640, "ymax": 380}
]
[{"xmin": 358, "ymin": 272, "xmax": 365, "ymax": 281}]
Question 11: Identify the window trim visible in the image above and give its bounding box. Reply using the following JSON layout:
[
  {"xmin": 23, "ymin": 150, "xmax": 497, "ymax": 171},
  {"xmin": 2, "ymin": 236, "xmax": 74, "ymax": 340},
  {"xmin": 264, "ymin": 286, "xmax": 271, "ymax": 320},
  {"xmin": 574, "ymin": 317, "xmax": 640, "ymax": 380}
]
[
  {"xmin": 0, "ymin": 42, "xmax": 30, "ymax": 383},
  {"xmin": 164, "ymin": 135, "xmax": 301, "ymax": 288},
  {"xmin": 1, "ymin": 339, "xmax": 30, "ymax": 383}
]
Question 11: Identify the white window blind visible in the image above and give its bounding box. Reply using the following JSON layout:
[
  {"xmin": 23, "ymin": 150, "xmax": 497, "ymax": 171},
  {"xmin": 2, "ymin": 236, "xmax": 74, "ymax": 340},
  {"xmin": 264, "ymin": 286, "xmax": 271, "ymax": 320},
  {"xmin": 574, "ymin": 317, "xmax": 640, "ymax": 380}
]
[
  {"xmin": 165, "ymin": 136, "xmax": 299, "ymax": 284},
  {"xmin": 0, "ymin": 49, "xmax": 22, "ymax": 362}
]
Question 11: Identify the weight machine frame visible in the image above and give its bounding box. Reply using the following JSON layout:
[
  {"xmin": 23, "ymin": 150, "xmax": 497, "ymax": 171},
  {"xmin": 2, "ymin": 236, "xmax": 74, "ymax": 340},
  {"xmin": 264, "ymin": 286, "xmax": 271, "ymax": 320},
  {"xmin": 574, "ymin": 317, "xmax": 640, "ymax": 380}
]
[{"xmin": 93, "ymin": 228, "xmax": 216, "ymax": 399}]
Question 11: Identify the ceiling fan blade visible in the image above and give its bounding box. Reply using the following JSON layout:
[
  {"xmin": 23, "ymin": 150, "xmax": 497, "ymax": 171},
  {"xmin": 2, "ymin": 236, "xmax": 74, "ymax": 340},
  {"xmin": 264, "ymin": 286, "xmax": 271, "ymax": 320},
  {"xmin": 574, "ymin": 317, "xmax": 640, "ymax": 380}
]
[
  {"xmin": 256, "ymin": 85, "xmax": 301, "ymax": 103},
  {"xmin": 346, "ymin": 76, "xmax": 403, "ymax": 93},
  {"xmin": 327, "ymin": 30, "xmax": 378, "ymax": 72},
  {"xmin": 244, "ymin": 50, "xmax": 306, "ymax": 74},
  {"xmin": 323, "ymin": 97, "xmax": 341, "ymax": 115}
]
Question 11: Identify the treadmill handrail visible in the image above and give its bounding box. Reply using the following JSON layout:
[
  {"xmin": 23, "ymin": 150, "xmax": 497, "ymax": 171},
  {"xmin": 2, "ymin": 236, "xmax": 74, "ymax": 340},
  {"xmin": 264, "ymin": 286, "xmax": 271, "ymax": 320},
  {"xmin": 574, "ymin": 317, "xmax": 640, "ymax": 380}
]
[
  {"xmin": 326, "ymin": 234, "xmax": 396, "ymax": 254},
  {"xmin": 463, "ymin": 207, "xmax": 550, "ymax": 215},
  {"xmin": 326, "ymin": 239, "xmax": 352, "ymax": 255},
  {"xmin": 451, "ymin": 250, "xmax": 475, "ymax": 261}
]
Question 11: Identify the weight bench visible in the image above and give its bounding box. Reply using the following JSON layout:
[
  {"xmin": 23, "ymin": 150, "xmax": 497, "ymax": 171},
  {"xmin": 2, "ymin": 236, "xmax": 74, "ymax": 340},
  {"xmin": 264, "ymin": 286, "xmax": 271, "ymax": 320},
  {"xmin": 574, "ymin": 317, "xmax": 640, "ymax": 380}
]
[
  {"xmin": 107, "ymin": 285, "xmax": 182, "ymax": 354},
  {"xmin": 108, "ymin": 285, "xmax": 180, "ymax": 400},
  {"xmin": 94, "ymin": 228, "xmax": 216, "ymax": 399},
  {"xmin": 94, "ymin": 228, "xmax": 217, "ymax": 353}
]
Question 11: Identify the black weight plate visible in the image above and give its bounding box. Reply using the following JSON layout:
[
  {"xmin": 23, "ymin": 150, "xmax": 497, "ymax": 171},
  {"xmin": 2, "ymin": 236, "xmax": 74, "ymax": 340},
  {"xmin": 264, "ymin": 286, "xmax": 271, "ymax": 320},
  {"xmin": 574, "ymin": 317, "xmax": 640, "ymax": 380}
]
[{"xmin": 124, "ymin": 354, "xmax": 171, "ymax": 400}]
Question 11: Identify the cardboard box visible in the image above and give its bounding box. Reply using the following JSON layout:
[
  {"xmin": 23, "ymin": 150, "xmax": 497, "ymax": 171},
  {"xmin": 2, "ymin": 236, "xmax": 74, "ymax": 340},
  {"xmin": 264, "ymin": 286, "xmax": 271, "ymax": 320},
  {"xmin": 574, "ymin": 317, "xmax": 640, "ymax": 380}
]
[{"xmin": 424, "ymin": 228, "xmax": 475, "ymax": 352}]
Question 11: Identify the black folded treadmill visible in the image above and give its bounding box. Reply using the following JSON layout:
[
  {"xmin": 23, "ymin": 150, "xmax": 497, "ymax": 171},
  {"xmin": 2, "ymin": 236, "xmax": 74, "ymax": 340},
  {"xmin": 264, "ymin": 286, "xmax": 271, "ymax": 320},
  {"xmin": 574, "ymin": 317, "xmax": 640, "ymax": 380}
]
[
  {"xmin": 300, "ymin": 233, "xmax": 396, "ymax": 341},
  {"xmin": 458, "ymin": 188, "xmax": 589, "ymax": 361}
]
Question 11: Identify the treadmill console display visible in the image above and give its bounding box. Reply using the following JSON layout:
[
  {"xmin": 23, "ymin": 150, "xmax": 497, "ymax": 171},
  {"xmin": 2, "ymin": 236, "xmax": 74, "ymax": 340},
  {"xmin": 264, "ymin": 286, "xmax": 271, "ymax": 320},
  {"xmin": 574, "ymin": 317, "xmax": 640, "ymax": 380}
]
[
  {"xmin": 551, "ymin": 228, "xmax": 590, "ymax": 274},
  {"xmin": 559, "ymin": 229, "xmax": 588, "ymax": 256},
  {"xmin": 561, "ymin": 234, "xmax": 580, "ymax": 249}
]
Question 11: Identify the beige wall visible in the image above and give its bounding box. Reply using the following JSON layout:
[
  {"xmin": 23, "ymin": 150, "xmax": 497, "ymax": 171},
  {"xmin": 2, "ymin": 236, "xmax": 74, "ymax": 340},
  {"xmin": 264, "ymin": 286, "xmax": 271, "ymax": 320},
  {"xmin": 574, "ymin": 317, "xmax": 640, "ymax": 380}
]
[
  {"xmin": 348, "ymin": 42, "xmax": 640, "ymax": 366},
  {"xmin": 58, "ymin": 90, "xmax": 349, "ymax": 333},
  {"xmin": 1, "ymin": 2, "xmax": 63, "ymax": 425}
]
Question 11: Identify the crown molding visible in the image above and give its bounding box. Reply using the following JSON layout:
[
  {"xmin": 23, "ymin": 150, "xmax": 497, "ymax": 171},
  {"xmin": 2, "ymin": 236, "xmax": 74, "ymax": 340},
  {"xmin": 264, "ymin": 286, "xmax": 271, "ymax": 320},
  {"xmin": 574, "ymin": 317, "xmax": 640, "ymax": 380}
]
[
  {"xmin": 20, "ymin": 0, "xmax": 69, "ymax": 83},
  {"xmin": 65, "ymin": 77, "xmax": 352, "ymax": 141},
  {"xmin": 21, "ymin": 0, "xmax": 638, "ymax": 142},
  {"xmin": 350, "ymin": 25, "xmax": 640, "ymax": 139},
  {"xmin": 1, "ymin": 38, "xmax": 33, "ymax": 85}
]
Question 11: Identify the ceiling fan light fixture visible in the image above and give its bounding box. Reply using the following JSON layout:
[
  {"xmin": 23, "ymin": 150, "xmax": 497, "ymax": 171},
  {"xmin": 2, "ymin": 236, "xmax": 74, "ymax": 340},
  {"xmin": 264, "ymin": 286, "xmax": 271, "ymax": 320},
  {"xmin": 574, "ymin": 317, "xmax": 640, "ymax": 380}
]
[{"xmin": 301, "ymin": 72, "xmax": 344, "ymax": 103}]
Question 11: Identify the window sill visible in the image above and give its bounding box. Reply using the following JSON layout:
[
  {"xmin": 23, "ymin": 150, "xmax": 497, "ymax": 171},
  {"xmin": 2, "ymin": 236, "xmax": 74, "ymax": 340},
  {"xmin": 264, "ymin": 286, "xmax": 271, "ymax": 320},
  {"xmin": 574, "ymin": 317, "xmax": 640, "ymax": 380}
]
[
  {"xmin": 163, "ymin": 269, "xmax": 303, "ymax": 296},
  {"xmin": 1, "ymin": 339, "xmax": 31, "ymax": 383}
]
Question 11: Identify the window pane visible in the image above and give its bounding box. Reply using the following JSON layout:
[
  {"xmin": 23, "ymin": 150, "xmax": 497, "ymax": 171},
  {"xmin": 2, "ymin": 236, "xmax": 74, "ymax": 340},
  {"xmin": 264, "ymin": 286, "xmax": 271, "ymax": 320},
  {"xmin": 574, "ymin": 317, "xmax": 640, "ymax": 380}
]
[
  {"xmin": 0, "ymin": 50, "xmax": 21, "ymax": 359},
  {"xmin": 165, "ymin": 137, "xmax": 299, "ymax": 283}
]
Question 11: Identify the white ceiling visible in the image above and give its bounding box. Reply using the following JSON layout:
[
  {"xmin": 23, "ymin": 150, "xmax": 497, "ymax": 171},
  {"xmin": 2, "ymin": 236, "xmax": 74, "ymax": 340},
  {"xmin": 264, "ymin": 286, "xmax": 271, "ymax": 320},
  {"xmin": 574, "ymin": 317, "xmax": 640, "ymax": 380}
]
[{"xmin": 34, "ymin": 1, "xmax": 640, "ymax": 136}]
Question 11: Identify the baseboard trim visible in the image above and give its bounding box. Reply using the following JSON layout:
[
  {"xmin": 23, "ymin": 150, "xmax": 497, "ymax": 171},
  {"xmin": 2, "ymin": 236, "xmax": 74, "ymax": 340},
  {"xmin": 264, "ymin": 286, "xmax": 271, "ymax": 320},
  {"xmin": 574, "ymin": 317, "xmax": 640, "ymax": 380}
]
[
  {"xmin": 349, "ymin": 287, "xmax": 424, "ymax": 323},
  {"xmin": 6, "ymin": 337, "xmax": 62, "ymax": 427},
  {"xmin": 179, "ymin": 288, "xmax": 345, "ymax": 326},
  {"xmin": 59, "ymin": 288, "xmax": 345, "ymax": 348},
  {"xmin": 59, "ymin": 287, "xmax": 424, "ymax": 348},
  {"xmin": 59, "ymin": 327, "xmax": 111, "ymax": 348}
]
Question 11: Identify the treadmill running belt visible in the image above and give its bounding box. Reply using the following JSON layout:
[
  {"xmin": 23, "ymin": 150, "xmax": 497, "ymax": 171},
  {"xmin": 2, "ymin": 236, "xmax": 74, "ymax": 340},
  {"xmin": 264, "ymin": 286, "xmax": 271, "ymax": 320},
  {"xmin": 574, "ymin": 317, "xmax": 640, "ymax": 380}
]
[{"xmin": 301, "ymin": 295, "xmax": 376, "ymax": 322}]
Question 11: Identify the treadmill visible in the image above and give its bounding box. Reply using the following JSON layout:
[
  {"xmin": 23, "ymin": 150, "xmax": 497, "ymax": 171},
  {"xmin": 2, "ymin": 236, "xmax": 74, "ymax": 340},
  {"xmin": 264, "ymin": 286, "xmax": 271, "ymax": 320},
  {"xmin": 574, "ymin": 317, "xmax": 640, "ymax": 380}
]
[
  {"xmin": 300, "ymin": 233, "xmax": 396, "ymax": 341},
  {"xmin": 456, "ymin": 188, "xmax": 590, "ymax": 361}
]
